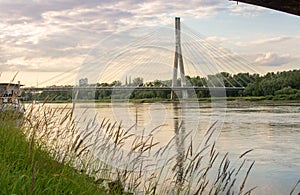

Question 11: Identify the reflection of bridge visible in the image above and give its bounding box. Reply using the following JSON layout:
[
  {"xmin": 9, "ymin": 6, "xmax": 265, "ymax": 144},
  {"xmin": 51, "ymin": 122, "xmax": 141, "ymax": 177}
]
[{"xmin": 22, "ymin": 86, "xmax": 245, "ymax": 92}]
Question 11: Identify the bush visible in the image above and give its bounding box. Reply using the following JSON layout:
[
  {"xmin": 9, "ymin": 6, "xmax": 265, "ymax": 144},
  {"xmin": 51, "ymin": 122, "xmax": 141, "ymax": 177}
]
[{"xmin": 275, "ymin": 87, "xmax": 298, "ymax": 96}]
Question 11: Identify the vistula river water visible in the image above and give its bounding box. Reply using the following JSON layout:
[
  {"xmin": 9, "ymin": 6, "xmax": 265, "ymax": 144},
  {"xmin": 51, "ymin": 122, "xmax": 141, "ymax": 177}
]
[{"xmin": 44, "ymin": 101, "xmax": 300, "ymax": 194}]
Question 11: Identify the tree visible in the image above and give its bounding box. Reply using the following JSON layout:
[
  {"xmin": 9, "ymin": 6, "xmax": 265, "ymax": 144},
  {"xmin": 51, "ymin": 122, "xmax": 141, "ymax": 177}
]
[
  {"xmin": 110, "ymin": 80, "xmax": 122, "ymax": 86},
  {"xmin": 132, "ymin": 77, "xmax": 143, "ymax": 87}
]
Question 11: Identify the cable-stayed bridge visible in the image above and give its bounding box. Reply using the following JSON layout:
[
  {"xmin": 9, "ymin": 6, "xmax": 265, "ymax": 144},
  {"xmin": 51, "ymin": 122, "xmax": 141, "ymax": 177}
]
[{"xmin": 22, "ymin": 17, "xmax": 260, "ymax": 99}]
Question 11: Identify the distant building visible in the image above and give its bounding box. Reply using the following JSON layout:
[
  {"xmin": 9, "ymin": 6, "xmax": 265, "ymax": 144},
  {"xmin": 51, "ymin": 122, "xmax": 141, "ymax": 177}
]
[
  {"xmin": 79, "ymin": 78, "xmax": 88, "ymax": 86},
  {"xmin": 0, "ymin": 81, "xmax": 22, "ymax": 99},
  {"xmin": 0, "ymin": 81, "xmax": 24, "ymax": 113}
]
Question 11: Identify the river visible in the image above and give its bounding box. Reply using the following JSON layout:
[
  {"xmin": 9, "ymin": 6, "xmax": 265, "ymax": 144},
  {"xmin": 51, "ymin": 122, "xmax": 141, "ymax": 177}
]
[
  {"xmin": 46, "ymin": 101, "xmax": 300, "ymax": 194},
  {"xmin": 214, "ymin": 101, "xmax": 300, "ymax": 194}
]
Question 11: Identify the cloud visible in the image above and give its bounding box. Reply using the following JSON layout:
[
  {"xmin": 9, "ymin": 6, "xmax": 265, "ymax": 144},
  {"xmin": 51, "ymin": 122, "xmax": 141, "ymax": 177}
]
[
  {"xmin": 236, "ymin": 36, "xmax": 293, "ymax": 47},
  {"xmin": 205, "ymin": 36, "xmax": 228, "ymax": 45},
  {"xmin": 0, "ymin": 55, "xmax": 82, "ymax": 72},
  {"xmin": 254, "ymin": 52, "xmax": 294, "ymax": 66},
  {"xmin": 0, "ymin": 0, "xmax": 229, "ymax": 79},
  {"xmin": 0, "ymin": 1, "xmax": 224, "ymax": 29},
  {"xmin": 251, "ymin": 37, "xmax": 292, "ymax": 45}
]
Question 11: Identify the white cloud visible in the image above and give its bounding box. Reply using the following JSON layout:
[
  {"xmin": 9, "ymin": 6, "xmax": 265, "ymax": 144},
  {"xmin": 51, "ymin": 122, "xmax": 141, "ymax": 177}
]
[
  {"xmin": 236, "ymin": 36, "xmax": 293, "ymax": 47},
  {"xmin": 252, "ymin": 37, "xmax": 292, "ymax": 45},
  {"xmin": 1, "ymin": 56, "xmax": 82, "ymax": 72},
  {"xmin": 205, "ymin": 36, "xmax": 228, "ymax": 45},
  {"xmin": 255, "ymin": 52, "xmax": 294, "ymax": 66}
]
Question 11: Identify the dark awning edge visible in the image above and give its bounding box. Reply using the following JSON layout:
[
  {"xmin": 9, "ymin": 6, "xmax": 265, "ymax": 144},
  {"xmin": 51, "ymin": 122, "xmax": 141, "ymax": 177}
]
[{"xmin": 230, "ymin": 0, "xmax": 300, "ymax": 16}]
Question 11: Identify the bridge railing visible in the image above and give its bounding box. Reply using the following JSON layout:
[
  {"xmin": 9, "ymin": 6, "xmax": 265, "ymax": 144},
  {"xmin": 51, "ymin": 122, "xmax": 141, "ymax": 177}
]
[{"xmin": 22, "ymin": 86, "xmax": 245, "ymax": 92}]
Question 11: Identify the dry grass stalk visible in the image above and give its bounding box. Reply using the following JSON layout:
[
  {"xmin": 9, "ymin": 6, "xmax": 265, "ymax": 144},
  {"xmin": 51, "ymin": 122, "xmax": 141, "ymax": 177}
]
[{"xmin": 21, "ymin": 103, "xmax": 257, "ymax": 194}]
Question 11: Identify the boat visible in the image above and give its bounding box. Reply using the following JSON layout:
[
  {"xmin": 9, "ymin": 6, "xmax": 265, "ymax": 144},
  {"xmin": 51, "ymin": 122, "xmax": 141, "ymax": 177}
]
[{"xmin": 0, "ymin": 81, "xmax": 24, "ymax": 114}]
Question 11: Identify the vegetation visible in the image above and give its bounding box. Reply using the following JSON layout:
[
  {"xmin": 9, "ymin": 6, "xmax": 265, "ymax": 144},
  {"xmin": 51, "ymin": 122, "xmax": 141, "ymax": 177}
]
[
  {"xmin": 0, "ymin": 104, "xmax": 259, "ymax": 194},
  {"xmin": 0, "ymin": 110, "xmax": 108, "ymax": 194},
  {"xmin": 243, "ymin": 70, "xmax": 300, "ymax": 100},
  {"xmin": 22, "ymin": 69, "xmax": 300, "ymax": 102}
]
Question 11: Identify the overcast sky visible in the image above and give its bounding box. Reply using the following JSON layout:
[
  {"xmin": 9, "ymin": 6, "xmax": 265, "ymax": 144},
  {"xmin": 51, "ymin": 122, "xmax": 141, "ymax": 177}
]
[{"xmin": 0, "ymin": 0, "xmax": 299, "ymax": 86}]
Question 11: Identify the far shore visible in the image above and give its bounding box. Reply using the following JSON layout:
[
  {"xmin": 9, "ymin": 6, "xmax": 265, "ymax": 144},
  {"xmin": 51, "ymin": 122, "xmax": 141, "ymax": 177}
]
[{"xmin": 22, "ymin": 96, "xmax": 300, "ymax": 104}]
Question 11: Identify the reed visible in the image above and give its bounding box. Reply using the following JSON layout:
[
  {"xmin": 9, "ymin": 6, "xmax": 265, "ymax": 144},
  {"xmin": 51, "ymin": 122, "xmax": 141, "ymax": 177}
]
[
  {"xmin": 16, "ymin": 102, "xmax": 260, "ymax": 194},
  {"xmin": 0, "ymin": 107, "xmax": 107, "ymax": 194}
]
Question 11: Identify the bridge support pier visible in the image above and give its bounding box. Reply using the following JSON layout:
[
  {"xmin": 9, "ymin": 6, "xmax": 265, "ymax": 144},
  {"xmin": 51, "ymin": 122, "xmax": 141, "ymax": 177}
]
[{"xmin": 171, "ymin": 17, "xmax": 187, "ymax": 100}]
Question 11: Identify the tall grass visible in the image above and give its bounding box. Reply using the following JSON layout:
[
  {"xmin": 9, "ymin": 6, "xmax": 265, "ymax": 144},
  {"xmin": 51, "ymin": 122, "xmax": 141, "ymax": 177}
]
[
  {"xmin": 18, "ymin": 102, "xmax": 258, "ymax": 194},
  {"xmin": 0, "ymin": 108, "xmax": 108, "ymax": 194}
]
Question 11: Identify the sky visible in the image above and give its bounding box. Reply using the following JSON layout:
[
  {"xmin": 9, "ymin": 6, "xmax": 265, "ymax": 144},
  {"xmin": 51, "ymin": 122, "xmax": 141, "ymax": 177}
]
[{"xmin": 0, "ymin": 0, "xmax": 299, "ymax": 86}]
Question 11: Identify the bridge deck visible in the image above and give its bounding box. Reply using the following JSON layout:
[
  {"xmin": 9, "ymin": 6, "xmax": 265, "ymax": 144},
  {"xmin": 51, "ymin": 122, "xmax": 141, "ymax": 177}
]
[{"xmin": 23, "ymin": 86, "xmax": 245, "ymax": 92}]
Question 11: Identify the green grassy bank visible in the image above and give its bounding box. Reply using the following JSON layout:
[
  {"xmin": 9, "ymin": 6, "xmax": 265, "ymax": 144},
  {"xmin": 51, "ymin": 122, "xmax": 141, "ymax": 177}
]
[{"xmin": 0, "ymin": 112, "xmax": 107, "ymax": 194}]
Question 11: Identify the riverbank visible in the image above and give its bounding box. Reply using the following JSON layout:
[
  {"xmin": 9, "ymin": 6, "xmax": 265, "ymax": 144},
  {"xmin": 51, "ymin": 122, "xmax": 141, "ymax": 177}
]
[
  {"xmin": 1, "ymin": 104, "xmax": 262, "ymax": 194},
  {"xmin": 0, "ymin": 112, "xmax": 108, "ymax": 194},
  {"xmin": 23, "ymin": 95, "xmax": 300, "ymax": 104}
]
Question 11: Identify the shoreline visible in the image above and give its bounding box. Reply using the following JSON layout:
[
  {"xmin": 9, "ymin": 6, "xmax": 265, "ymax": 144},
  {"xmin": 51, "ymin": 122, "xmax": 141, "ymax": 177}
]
[{"xmin": 23, "ymin": 96, "xmax": 300, "ymax": 104}]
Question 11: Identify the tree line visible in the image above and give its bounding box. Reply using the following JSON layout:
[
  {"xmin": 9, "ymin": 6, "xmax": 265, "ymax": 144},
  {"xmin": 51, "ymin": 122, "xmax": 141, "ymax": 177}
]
[{"xmin": 21, "ymin": 69, "xmax": 300, "ymax": 101}]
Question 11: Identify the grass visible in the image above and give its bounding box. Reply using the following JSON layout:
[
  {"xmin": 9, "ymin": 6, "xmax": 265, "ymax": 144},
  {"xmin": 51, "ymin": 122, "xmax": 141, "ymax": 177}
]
[
  {"xmin": 0, "ymin": 110, "xmax": 109, "ymax": 194},
  {"xmin": 0, "ymin": 103, "xmax": 257, "ymax": 194}
]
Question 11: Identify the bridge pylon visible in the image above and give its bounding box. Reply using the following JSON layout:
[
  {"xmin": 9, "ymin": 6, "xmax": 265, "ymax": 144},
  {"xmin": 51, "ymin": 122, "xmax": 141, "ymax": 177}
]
[{"xmin": 171, "ymin": 17, "xmax": 188, "ymax": 100}]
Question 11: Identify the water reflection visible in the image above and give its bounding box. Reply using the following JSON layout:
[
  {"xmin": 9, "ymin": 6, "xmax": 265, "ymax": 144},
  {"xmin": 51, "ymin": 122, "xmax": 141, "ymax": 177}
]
[{"xmin": 173, "ymin": 102, "xmax": 185, "ymax": 184}]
